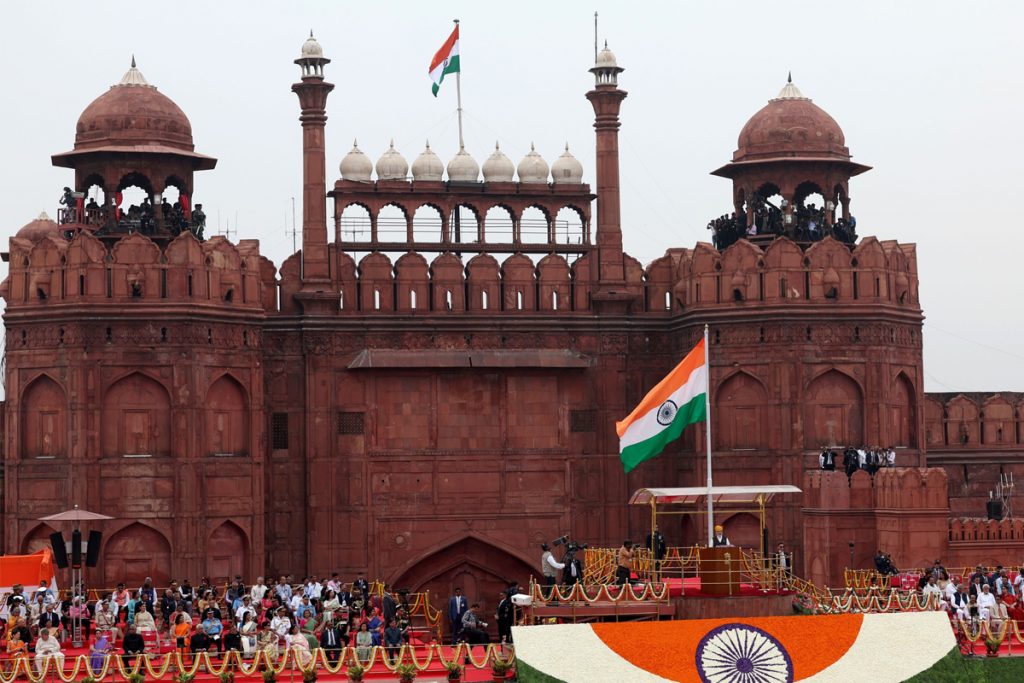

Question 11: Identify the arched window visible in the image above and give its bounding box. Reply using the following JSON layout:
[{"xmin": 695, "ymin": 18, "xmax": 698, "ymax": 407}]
[
  {"xmin": 21, "ymin": 376, "xmax": 66, "ymax": 459},
  {"xmin": 520, "ymin": 206, "xmax": 550, "ymax": 244},
  {"xmin": 206, "ymin": 375, "xmax": 249, "ymax": 457},
  {"xmin": 102, "ymin": 373, "xmax": 171, "ymax": 458},
  {"xmin": 554, "ymin": 207, "xmax": 586, "ymax": 245},
  {"xmin": 484, "ymin": 206, "xmax": 514, "ymax": 243},
  {"xmin": 413, "ymin": 204, "xmax": 443, "ymax": 243},
  {"xmin": 803, "ymin": 370, "xmax": 864, "ymax": 448},
  {"xmin": 340, "ymin": 204, "xmax": 372, "ymax": 242},
  {"xmin": 450, "ymin": 205, "xmax": 480, "ymax": 243},
  {"xmin": 715, "ymin": 372, "xmax": 768, "ymax": 450}
]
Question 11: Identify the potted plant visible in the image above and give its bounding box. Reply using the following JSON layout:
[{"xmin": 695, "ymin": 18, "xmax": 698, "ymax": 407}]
[
  {"xmin": 985, "ymin": 634, "xmax": 1002, "ymax": 657},
  {"xmin": 443, "ymin": 660, "xmax": 464, "ymax": 682},
  {"xmin": 175, "ymin": 675, "xmax": 196, "ymax": 683},
  {"xmin": 128, "ymin": 673, "xmax": 146, "ymax": 683},
  {"xmin": 301, "ymin": 666, "xmax": 318, "ymax": 683},
  {"xmin": 219, "ymin": 672, "xmax": 236, "ymax": 683},
  {"xmin": 346, "ymin": 663, "xmax": 366, "ymax": 682},
  {"xmin": 490, "ymin": 657, "xmax": 514, "ymax": 682},
  {"xmin": 262, "ymin": 670, "xmax": 277, "ymax": 683},
  {"xmin": 395, "ymin": 663, "xmax": 418, "ymax": 682}
]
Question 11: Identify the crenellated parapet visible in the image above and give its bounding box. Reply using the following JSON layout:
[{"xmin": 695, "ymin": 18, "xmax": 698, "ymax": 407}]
[
  {"xmin": 2, "ymin": 230, "xmax": 272, "ymax": 315},
  {"xmin": 923, "ymin": 392, "xmax": 1024, "ymax": 451},
  {"xmin": 653, "ymin": 235, "xmax": 919, "ymax": 312}
]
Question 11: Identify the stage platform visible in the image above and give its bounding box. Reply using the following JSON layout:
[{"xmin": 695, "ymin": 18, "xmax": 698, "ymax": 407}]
[{"xmin": 530, "ymin": 576, "xmax": 796, "ymax": 623}]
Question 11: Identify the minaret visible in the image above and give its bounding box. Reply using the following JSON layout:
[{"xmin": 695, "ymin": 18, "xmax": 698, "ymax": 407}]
[
  {"xmin": 586, "ymin": 42, "xmax": 630, "ymax": 307},
  {"xmin": 292, "ymin": 32, "xmax": 335, "ymax": 306}
]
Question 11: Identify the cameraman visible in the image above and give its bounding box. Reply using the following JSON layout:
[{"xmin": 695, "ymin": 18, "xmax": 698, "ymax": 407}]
[
  {"xmin": 540, "ymin": 544, "xmax": 565, "ymax": 589},
  {"xmin": 563, "ymin": 543, "xmax": 585, "ymax": 585}
]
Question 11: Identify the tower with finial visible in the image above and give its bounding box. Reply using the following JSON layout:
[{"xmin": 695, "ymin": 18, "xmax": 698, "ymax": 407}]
[
  {"xmin": 585, "ymin": 40, "xmax": 631, "ymax": 309},
  {"xmin": 291, "ymin": 31, "xmax": 335, "ymax": 308}
]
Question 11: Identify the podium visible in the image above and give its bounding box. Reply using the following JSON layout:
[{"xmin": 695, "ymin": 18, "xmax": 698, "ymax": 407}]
[{"xmin": 697, "ymin": 546, "xmax": 741, "ymax": 596}]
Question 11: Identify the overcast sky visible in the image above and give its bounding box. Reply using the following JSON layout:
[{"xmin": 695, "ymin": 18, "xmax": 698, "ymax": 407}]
[{"xmin": 1, "ymin": 0, "xmax": 1022, "ymax": 392}]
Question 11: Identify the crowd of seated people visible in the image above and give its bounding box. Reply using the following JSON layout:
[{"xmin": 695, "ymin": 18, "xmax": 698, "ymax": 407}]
[
  {"xmin": 56, "ymin": 188, "xmax": 206, "ymax": 240},
  {"xmin": 905, "ymin": 562, "xmax": 1024, "ymax": 630},
  {"xmin": 0, "ymin": 573, "xmax": 434, "ymax": 671},
  {"xmin": 818, "ymin": 446, "xmax": 896, "ymax": 476},
  {"xmin": 707, "ymin": 196, "xmax": 858, "ymax": 250}
]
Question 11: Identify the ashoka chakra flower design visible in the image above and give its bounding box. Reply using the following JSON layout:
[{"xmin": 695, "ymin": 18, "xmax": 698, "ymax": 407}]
[{"xmin": 696, "ymin": 623, "xmax": 793, "ymax": 683}]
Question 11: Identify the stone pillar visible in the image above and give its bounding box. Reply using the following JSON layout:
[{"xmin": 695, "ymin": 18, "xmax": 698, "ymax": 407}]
[
  {"xmin": 292, "ymin": 49, "xmax": 334, "ymax": 288},
  {"xmin": 586, "ymin": 82, "xmax": 627, "ymax": 286}
]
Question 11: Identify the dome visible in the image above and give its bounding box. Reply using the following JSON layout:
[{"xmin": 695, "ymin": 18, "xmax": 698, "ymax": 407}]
[
  {"xmin": 412, "ymin": 141, "xmax": 444, "ymax": 181},
  {"xmin": 375, "ymin": 140, "xmax": 408, "ymax": 180},
  {"xmin": 74, "ymin": 59, "xmax": 194, "ymax": 153},
  {"xmin": 551, "ymin": 143, "xmax": 584, "ymax": 184},
  {"xmin": 446, "ymin": 146, "xmax": 480, "ymax": 182},
  {"xmin": 340, "ymin": 140, "xmax": 372, "ymax": 181},
  {"xmin": 300, "ymin": 32, "xmax": 324, "ymax": 58},
  {"xmin": 482, "ymin": 142, "xmax": 515, "ymax": 182},
  {"xmin": 517, "ymin": 144, "xmax": 549, "ymax": 184},
  {"xmin": 595, "ymin": 43, "xmax": 618, "ymax": 69},
  {"xmin": 16, "ymin": 212, "xmax": 61, "ymax": 242},
  {"xmin": 733, "ymin": 75, "xmax": 849, "ymax": 163}
]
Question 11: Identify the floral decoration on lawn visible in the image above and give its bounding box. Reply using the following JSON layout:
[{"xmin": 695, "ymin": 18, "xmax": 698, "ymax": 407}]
[{"xmin": 512, "ymin": 611, "xmax": 957, "ymax": 683}]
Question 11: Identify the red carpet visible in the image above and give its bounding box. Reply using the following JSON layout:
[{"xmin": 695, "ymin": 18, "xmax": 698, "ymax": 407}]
[{"xmin": 663, "ymin": 577, "xmax": 795, "ymax": 598}]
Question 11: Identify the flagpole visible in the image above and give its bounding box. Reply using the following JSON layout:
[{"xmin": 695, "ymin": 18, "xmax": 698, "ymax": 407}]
[
  {"xmin": 453, "ymin": 18, "xmax": 465, "ymax": 149},
  {"xmin": 704, "ymin": 324, "xmax": 714, "ymax": 546}
]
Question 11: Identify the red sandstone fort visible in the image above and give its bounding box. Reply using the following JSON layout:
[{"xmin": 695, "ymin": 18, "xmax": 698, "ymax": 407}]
[{"xmin": 2, "ymin": 36, "xmax": 1021, "ymax": 598}]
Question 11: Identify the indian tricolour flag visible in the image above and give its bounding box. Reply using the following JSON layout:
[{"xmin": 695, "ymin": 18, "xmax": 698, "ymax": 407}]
[
  {"xmin": 616, "ymin": 339, "xmax": 708, "ymax": 473},
  {"xmin": 429, "ymin": 25, "xmax": 460, "ymax": 97}
]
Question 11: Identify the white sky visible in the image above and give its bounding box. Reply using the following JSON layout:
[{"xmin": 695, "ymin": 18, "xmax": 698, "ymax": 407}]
[{"xmin": 1, "ymin": 0, "xmax": 1022, "ymax": 392}]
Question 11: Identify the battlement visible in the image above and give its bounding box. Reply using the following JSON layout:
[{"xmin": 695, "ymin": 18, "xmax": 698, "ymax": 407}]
[
  {"xmin": 1, "ymin": 231, "xmax": 274, "ymax": 314},
  {"xmin": 924, "ymin": 392, "xmax": 1024, "ymax": 451}
]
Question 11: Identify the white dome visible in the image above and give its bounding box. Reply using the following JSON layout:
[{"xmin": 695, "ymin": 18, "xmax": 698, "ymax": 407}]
[
  {"xmin": 517, "ymin": 143, "xmax": 549, "ymax": 184},
  {"xmin": 339, "ymin": 140, "xmax": 372, "ymax": 181},
  {"xmin": 447, "ymin": 146, "xmax": 480, "ymax": 182},
  {"xmin": 551, "ymin": 143, "xmax": 584, "ymax": 184},
  {"xmin": 595, "ymin": 42, "xmax": 618, "ymax": 68},
  {"xmin": 412, "ymin": 141, "xmax": 444, "ymax": 181},
  {"xmin": 482, "ymin": 142, "xmax": 515, "ymax": 182},
  {"xmin": 375, "ymin": 140, "xmax": 408, "ymax": 180},
  {"xmin": 301, "ymin": 32, "xmax": 324, "ymax": 58}
]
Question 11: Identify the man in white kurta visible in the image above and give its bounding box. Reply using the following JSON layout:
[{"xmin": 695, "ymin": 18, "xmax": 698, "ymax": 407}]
[
  {"xmin": 34, "ymin": 629, "xmax": 64, "ymax": 674},
  {"xmin": 977, "ymin": 584, "xmax": 998, "ymax": 622}
]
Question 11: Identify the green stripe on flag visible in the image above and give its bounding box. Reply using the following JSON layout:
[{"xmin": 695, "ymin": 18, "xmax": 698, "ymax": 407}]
[
  {"xmin": 431, "ymin": 55, "xmax": 461, "ymax": 96},
  {"xmin": 620, "ymin": 393, "xmax": 706, "ymax": 473}
]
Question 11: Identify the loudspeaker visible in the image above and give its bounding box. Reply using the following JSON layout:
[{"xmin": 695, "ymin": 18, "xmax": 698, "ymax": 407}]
[
  {"xmin": 49, "ymin": 532, "xmax": 68, "ymax": 569},
  {"xmin": 987, "ymin": 500, "xmax": 1004, "ymax": 521},
  {"xmin": 86, "ymin": 530, "xmax": 102, "ymax": 568},
  {"xmin": 71, "ymin": 529, "xmax": 82, "ymax": 568}
]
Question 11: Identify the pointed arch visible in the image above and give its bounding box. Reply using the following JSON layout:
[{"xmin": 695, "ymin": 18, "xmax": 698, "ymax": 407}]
[
  {"xmin": 715, "ymin": 371, "xmax": 769, "ymax": 450},
  {"xmin": 102, "ymin": 372, "xmax": 171, "ymax": 457},
  {"xmin": 206, "ymin": 374, "xmax": 249, "ymax": 456},
  {"xmin": 21, "ymin": 523, "xmax": 58, "ymax": 555},
  {"xmin": 803, "ymin": 369, "xmax": 864, "ymax": 448},
  {"xmin": 721, "ymin": 512, "xmax": 761, "ymax": 550},
  {"xmin": 103, "ymin": 522, "xmax": 172, "ymax": 586},
  {"xmin": 890, "ymin": 372, "xmax": 917, "ymax": 448},
  {"xmin": 21, "ymin": 374, "xmax": 67, "ymax": 459},
  {"xmin": 206, "ymin": 520, "xmax": 250, "ymax": 583},
  {"xmin": 389, "ymin": 534, "xmax": 537, "ymax": 605}
]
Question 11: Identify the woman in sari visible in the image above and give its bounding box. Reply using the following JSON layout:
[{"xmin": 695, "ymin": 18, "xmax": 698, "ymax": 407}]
[
  {"xmin": 321, "ymin": 590, "xmax": 341, "ymax": 624},
  {"xmin": 257, "ymin": 623, "xmax": 279, "ymax": 664},
  {"xmin": 366, "ymin": 609, "xmax": 383, "ymax": 646},
  {"xmin": 7, "ymin": 629, "xmax": 29, "ymax": 676},
  {"xmin": 240, "ymin": 613, "xmax": 258, "ymax": 657},
  {"xmin": 89, "ymin": 633, "xmax": 113, "ymax": 674},
  {"xmin": 172, "ymin": 613, "xmax": 191, "ymax": 656},
  {"xmin": 287, "ymin": 624, "xmax": 313, "ymax": 668}
]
